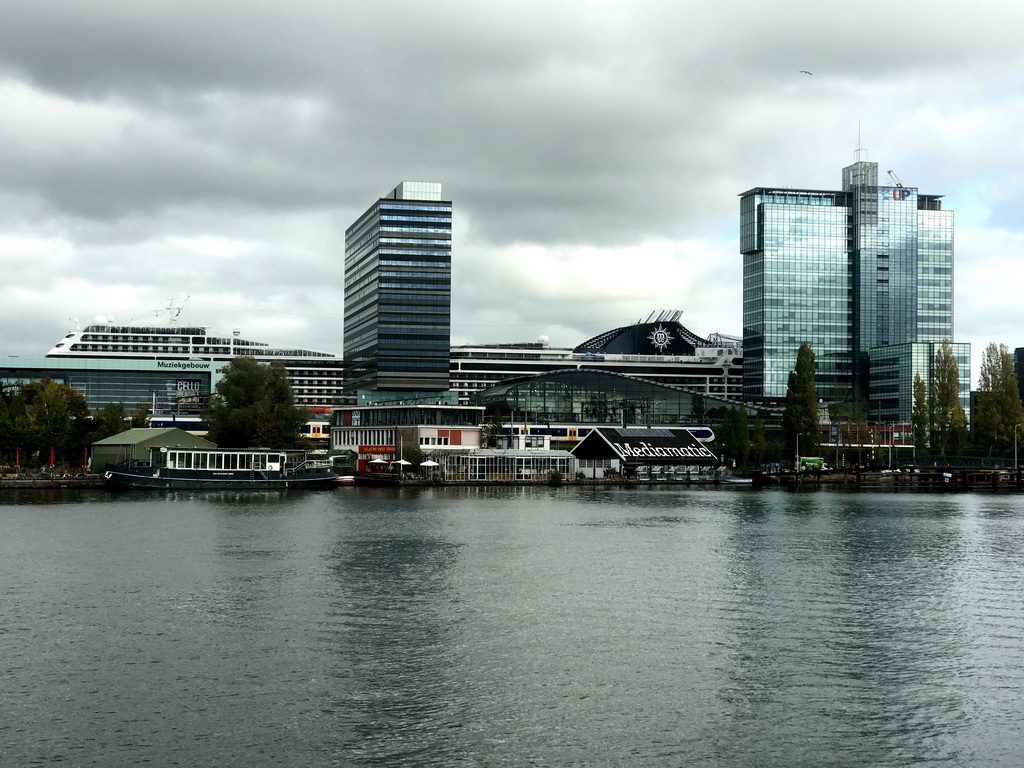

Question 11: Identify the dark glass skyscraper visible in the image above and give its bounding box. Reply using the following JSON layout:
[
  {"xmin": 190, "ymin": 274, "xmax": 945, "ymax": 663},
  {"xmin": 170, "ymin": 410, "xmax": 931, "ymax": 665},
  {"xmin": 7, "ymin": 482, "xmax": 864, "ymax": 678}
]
[
  {"xmin": 741, "ymin": 159, "xmax": 968, "ymax": 422},
  {"xmin": 344, "ymin": 182, "xmax": 452, "ymax": 400}
]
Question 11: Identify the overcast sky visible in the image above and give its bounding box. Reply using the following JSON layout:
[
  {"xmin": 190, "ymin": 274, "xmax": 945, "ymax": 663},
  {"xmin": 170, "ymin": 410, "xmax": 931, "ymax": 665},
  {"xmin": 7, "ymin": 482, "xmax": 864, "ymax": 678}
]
[{"xmin": 2, "ymin": 0, "xmax": 1021, "ymax": 384}]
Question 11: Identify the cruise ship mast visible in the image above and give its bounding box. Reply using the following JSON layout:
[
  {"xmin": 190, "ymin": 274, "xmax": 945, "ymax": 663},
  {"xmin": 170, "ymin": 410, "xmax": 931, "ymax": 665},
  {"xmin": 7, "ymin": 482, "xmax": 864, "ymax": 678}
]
[
  {"xmin": 67, "ymin": 295, "xmax": 192, "ymax": 333},
  {"xmin": 162, "ymin": 296, "xmax": 189, "ymax": 326}
]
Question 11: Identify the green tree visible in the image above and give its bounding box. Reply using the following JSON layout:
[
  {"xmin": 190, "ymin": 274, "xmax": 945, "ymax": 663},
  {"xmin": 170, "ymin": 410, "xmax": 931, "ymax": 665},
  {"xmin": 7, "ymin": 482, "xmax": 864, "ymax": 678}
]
[
  {"xmin": 481, "ymin": 410, "xmax": 507, "ymax": 448},
  {"xmin": 828, "ymin": 386, "xmax": 868, "ymax": 431},
  {"xmin": 750, "ymin": 418, "xmax": 769, "ymax": 467},
  {"xmin": 1, "ymin": 384, "xmax": 35, "ymax": 467},
  {"xmin": 20, "ymin": 378, "xmax": 90, "ymax": 465},
  {"xmin": 781, "ymin": 343, "xmax": 819, "ymax": 463},
  {"xmin": 828, "ymin": 385, "xmax": 868, "ymax": 468},
  {"xmin": 0, "ymin": 383, "xmax": 16, "ymax": 463},
  {"xmin": 689, "ymin": 393, "xmax": 707, "ymax": 423},
  {"xmin": 203, "ymin": 357, "xmax": 310, "ymax": 448},
  {"xmin": 130, "ymin": 407, "xmax": 151, "ymax": 429},
  {"xmin": 92, "ymin": 402, "xmax": 131, "ymax": 440},
  {"xmin": 717, "ymin": 406, "xmax": 750, "ymax": 471},
  {"xmin": 912, "ymin": 373, "xmax": 929, "ymax": 452},
  {"xmin": 929, "ymin": 339, "xmax": 968, "ymax": 455},
  {"xmin": 400, "ymin": 443, "xmax": 425, "ymax": 467},
  {"xmin": 974, "ymin": 342, "xmax": 1024, "ymax": 453}
]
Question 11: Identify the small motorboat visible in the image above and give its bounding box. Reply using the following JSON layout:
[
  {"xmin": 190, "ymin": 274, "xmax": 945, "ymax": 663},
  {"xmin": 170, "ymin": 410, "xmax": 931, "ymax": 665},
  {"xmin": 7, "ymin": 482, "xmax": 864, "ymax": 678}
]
[{"xmin": 716, "ymin": 476, "xmax": 753, "ymax": 485}]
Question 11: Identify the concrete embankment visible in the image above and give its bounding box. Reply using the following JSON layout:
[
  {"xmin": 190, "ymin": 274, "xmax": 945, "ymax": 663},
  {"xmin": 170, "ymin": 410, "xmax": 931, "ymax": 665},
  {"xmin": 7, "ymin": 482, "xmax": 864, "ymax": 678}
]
[{"xmin": 0, "ymin": 475, "xmax": 105, "ymax": 490}]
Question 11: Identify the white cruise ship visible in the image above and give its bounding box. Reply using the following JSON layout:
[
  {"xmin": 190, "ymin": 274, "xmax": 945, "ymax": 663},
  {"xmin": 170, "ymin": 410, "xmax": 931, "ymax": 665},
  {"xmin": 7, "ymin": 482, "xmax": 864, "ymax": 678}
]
[{"xmin": 45, "ymin": 302, "xmax": 345, "ymax": 413}]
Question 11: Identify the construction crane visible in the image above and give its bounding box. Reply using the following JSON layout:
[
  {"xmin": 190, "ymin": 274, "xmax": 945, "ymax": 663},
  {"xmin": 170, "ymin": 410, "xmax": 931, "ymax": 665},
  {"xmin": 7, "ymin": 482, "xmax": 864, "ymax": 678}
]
[{"xmin": 887, "ymin": 170, "xmax": 903, "ymax": 188}]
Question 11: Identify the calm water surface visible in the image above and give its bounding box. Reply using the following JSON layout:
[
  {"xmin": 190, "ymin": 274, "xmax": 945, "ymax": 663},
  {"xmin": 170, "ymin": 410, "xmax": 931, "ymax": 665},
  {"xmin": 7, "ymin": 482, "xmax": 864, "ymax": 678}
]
[{"xmin": 1, "ymin": 485, "xmax": 1023, "ymax": 766}]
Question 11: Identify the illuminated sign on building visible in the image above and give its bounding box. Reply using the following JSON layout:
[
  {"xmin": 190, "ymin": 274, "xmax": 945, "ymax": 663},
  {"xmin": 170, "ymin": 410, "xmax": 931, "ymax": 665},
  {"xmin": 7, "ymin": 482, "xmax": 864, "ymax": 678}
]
[{"xmin": 176, "ymin": 378, "xmax": 202, "ymax": 404}]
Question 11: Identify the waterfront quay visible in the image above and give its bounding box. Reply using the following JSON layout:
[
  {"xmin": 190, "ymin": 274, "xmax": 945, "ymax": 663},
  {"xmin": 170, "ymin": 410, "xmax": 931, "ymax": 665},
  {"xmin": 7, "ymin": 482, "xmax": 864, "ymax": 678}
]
[
  {"xmin": 0, "ymin": 473, "xmax": 104, "ymax": 490},
  {"xmin": 6, "ymin": 468, "xmax": 1024, "ymax": 492},
  {"xmin": 854, "ymin": 467, "xmax": 1024, "ymax": 492}
]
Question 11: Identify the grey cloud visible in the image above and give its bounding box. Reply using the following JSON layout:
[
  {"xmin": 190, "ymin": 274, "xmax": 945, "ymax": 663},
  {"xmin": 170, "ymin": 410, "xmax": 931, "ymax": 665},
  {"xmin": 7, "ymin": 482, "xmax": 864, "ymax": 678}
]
[{"xmin": 1, "ymin": 0, "xmax": 1023, "ymax": 374}]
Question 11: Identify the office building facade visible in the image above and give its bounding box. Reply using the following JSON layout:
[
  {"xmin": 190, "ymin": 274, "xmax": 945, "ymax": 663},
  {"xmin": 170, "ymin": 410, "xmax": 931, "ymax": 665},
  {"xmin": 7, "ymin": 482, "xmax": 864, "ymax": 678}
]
[
  {"xmin": 741, "ymin": 159, "xmax": 967, "ymax": 422},
  {"xmin": 343, "ymin": 181, "xmax": 452, "ymax": 400}
]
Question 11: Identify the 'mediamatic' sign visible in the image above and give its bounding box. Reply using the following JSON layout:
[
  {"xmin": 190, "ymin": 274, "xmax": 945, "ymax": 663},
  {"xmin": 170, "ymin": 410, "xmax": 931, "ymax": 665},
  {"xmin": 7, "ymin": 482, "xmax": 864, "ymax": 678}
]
[{"xmin": 612, "ymin": 441, "xmax": 716, "ymax": 461}]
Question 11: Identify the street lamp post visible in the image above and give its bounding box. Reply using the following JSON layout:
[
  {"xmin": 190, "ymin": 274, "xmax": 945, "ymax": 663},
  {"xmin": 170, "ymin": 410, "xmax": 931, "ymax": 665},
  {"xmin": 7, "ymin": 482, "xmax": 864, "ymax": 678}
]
[
  {"xmin": 1014, "ymin": 424, "xmax": 1020, "ymax": 490},
  {"xmin": 888, "ymin": 424, "xmax": 893, "ymax": 468}
]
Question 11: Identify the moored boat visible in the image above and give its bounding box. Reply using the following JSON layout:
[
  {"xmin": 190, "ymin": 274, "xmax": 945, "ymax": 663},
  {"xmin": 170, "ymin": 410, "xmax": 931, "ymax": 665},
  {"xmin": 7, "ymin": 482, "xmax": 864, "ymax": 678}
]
[
  {"xmin": 716, "ymin": 475, "xmax": 753, "ymax": 485},
  {"xmin": 105, "ymin": 446, "xmax": 339, "ymax": 490}
]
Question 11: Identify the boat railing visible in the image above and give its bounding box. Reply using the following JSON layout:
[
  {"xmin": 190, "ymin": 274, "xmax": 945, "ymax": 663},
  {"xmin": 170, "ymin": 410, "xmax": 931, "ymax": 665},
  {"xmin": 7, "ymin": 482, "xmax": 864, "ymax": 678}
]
[{"xmin": 296, "ymin": 459, "xmax": 332, "ymax": 471}]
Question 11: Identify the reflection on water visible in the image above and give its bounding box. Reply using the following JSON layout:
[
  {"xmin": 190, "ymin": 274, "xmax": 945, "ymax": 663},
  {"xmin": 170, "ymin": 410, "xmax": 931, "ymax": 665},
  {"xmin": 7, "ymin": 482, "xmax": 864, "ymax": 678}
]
[{"xmin": 1, "ymin": 487, "xmax": 1023, "ymax": 766}]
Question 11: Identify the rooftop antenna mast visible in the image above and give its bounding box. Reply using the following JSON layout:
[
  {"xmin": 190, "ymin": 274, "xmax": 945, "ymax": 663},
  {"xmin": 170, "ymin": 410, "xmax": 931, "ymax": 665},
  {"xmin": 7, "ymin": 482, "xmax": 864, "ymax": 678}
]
[{"xmin": 854, "ymin": 120, "xmax": 867, "ymax": 162}]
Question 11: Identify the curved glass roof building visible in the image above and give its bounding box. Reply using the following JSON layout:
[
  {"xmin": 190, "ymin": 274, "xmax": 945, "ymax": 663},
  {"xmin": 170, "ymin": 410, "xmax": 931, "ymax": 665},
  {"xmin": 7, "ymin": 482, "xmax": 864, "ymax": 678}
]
[{"xmin": 474, "ymin": 369, "xmax": 767, "ymax": 427}]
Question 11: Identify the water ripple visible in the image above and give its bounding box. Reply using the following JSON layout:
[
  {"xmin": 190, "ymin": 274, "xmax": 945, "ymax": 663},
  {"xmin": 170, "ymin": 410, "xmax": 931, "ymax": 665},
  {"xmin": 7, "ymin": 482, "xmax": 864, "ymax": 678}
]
[{"xmin": 2, "ymin": 488, "xmax": 1024, "ymax": 765}]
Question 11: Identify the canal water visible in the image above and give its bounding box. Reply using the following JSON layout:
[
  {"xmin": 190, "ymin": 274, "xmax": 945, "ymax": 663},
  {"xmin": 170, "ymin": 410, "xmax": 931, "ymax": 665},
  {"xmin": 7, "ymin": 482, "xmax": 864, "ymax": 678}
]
[{"xmin": 1, "ymin": 485, "xmax": 1023, "ymax": 766}]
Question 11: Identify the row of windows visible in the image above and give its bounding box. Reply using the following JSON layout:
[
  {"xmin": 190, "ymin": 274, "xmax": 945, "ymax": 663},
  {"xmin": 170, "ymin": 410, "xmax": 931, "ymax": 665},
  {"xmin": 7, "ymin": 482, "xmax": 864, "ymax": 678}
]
[
  {"xmin": 165, "ymin": 452, "xmax": 279, "ymax": 470},
  {"xmin": 761, "ymin": 221, "xmax": 847, "ymax": 234},
  {"xmin": 378, "ymin": 361, "xmax": 450, "ymax": 369},
  {"xmin": 761, "ymin": 244, "xmax": 848, "ymax": 256},
  {"xmin": 378, "ymin": 326, "xmax": 448, "ymax": 335},
  {"xmin": 81, "ymin": 334, "xmax": 193, "ymax": 343},
  {"xmin": 379, "ymin": 338, "xmax": 449, "ymax": 346},
  {"xmin": 379, "ymin": 282, "xmax": 450, "ymax": 290},
  {"xmin": 380, "ymin": 203, "xmax": 451, "ymax": 212},
  {"xmin": 380, "ymin": 260, "xmax": 451, "ymax": 268},
  {"xmin": 380, "ymin": 215, "xmax": 451, "ymax": 223},
  {"xmin": 378, "ymin": 347, "xmax": 449, "ymax": 356},
  {"xmin": 379, "ymin": 293, "xmax": 450, "ymax": 302},
  {"xmin": 759, "ymin": 194, "xmax": 838, "ymax": 206},
  {"xmin": 419, "ymin": 436, "xmax": 451, "ymax": 446},
  {"xmin": 380, "ymin": 226, "xmax": 450, "ymax": 234},
  {"xmin": 333, "ymin": 428, "xmax": 393, "ymax": 448},
  {"xmin": 380, "ymin": 248, "xmax": 451, "ymax": 257}
]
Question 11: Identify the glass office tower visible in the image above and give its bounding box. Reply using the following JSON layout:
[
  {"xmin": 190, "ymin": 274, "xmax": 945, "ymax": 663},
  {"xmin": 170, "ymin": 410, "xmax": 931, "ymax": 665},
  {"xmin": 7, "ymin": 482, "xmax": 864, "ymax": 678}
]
[
  {"xmin": 740, "ymin": 187, "xmax": 851, "ymax": 401},
  {"xmin": 741, "ymin": 159, "xmax": 965, "ymax": 422},
  {"xmin": 344, "ymin": 182, "xmax": 452, "ymax": 400}
]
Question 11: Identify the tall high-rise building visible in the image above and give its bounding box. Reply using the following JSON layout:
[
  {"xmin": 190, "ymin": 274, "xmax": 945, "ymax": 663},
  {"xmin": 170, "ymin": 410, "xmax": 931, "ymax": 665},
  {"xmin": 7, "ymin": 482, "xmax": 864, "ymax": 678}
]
[
  {"xmin": 740, "ymin": 158, "xmax": 969, "ymax": 422},
  {"xmin": 343, "ymin": 182, "xmax": 452, "ymax": 401}
]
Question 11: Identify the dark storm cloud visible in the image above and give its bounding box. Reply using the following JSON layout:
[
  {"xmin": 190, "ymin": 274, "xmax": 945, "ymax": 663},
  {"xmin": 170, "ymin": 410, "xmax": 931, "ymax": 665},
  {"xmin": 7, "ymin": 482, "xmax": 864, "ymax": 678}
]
[
  {"xmin": 3, "ymin": 0, "xmax": 756, "ymax": 241},
  {"xmin": 1, "ymin": 0, "xmax": 1023, "ymax": 378}
]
